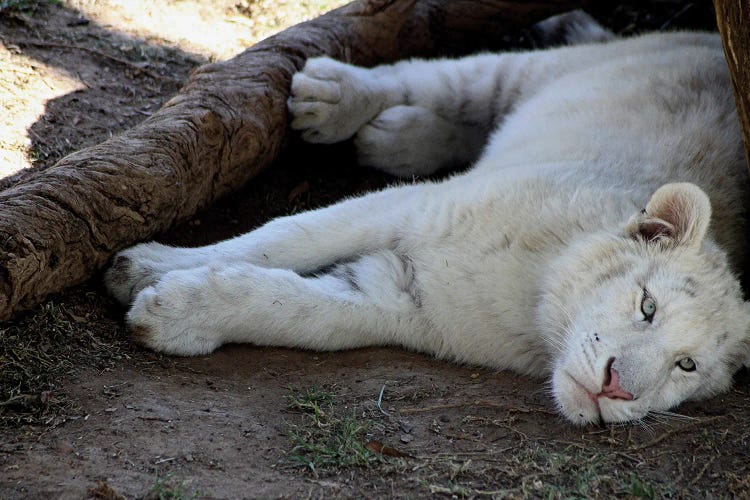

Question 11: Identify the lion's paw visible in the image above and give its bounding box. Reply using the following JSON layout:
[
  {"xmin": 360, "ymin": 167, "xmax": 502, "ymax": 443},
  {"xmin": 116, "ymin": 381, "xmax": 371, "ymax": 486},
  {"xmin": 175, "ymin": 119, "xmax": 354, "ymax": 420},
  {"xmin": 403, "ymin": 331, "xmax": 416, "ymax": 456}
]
[
  {"xmin": 288, "ymin": 57, "xmax": 382, "ymax": 143},
  {"xmin": 105, "ymin": 254, "xmax": 159, "ymax": 306},
  {"xmin": 355, "ymin": 105, "xmax": 440, "ymax": 176},
  {"xmin": 126, "ymin": 270, "xmax": 222, "ymax": 356},
  {"xmin": 105, "ymin": 242, "xmax": 182, "ymax": 305}
]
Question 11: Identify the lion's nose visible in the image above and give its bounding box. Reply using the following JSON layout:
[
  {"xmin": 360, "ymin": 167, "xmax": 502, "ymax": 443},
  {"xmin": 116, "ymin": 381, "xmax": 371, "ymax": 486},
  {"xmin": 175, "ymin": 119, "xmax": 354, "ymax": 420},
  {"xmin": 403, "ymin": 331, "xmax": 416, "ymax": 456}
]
[{"xmin": 600, "ymin": 357, "xmax": 634, "ymax": 400}]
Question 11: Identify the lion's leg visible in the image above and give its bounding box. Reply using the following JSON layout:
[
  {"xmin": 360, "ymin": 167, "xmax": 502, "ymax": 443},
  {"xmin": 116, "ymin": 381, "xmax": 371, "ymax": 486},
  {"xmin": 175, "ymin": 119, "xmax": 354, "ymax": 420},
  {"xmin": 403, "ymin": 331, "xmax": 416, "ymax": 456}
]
[
  {"xmin": 126, "ymin": 250, "xmax": 427, "ymax": 356},
  {"xmin": 105, "ymin": 182, "xmax": 427, "ymax": 305}
]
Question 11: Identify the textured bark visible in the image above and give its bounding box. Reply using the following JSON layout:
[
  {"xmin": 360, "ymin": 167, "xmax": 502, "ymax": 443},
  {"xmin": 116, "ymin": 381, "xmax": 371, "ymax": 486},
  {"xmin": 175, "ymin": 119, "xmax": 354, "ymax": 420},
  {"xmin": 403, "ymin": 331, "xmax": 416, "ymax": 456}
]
[
  {"xmin": 715, "ymin": 0, "xmax": 750, "ymax": 171},
  {"xmin": 0, "ymin": 0, "xmax": 581, "ymax": 320}
]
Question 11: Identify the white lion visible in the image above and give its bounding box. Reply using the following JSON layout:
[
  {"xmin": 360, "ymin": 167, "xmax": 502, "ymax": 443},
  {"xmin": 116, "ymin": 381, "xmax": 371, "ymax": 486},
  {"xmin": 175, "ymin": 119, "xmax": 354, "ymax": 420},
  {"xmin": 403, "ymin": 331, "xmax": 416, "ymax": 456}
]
[{"xmin": 106, "ymin": 12, "xmax": 750, "ymax": 425}]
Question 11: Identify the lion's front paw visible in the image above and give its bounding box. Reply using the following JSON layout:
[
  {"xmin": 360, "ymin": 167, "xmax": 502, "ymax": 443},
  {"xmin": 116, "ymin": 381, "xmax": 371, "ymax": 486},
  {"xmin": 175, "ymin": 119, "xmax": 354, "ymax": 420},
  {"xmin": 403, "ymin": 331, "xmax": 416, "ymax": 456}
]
[
  {"xmin": 126, "ymin": 271, "xmax": 222, "ymax": 356},
  {"xmin": 354, "ymin": 105, "xmax": 438, "ymax": 176},
  {"xmin": 105, "ymin": 254, "xmax": 159, "ymax": 306},
  {"xmin": 288, "ymin": 57, "xmax": 382, "ymax": 143},
  {"xmin": 105, "ymin": 242, "xmax": 177, "ymax": 305}
]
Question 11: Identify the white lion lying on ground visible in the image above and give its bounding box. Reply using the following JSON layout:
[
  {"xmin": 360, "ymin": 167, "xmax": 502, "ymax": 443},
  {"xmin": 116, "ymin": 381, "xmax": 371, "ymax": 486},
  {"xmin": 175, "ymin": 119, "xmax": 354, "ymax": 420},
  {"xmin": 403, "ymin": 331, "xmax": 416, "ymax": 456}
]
[{"xmin": 106, "ymin": 11, "xmax": 750, "ymax": 425}]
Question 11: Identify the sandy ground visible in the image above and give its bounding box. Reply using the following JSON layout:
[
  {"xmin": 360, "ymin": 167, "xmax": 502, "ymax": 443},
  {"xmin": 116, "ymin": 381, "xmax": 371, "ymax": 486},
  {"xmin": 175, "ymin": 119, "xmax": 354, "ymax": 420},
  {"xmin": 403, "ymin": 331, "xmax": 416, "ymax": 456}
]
[{"xmin": 3, "ymin": 1, "xmax": 750, "ymax": 498}]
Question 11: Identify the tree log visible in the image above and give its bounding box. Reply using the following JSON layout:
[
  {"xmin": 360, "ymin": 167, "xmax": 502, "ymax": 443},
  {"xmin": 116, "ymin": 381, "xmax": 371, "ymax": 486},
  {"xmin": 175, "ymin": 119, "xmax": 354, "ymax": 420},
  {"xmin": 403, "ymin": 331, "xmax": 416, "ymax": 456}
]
[
  {"xmin": 715, "ymin": 1, "xmax": 750, "ymax": 170},
  {"xmin": 0, "ymin": 0, "xmax": 580, "ymax": 320}
]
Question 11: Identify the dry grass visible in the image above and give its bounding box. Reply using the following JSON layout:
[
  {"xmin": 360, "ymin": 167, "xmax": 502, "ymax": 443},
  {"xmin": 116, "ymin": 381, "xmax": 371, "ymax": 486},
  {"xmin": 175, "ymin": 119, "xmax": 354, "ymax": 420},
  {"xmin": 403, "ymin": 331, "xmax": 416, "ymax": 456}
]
[{"xmin": 0, "ymin": 291, "xmax": 127, "ymax": 428}]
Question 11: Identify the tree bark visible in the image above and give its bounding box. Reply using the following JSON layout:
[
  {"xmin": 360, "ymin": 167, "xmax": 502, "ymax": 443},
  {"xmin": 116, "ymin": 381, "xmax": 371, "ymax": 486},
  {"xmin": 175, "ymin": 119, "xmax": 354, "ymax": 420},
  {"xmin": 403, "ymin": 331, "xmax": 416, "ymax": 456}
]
[
  {"xmin": 0, "ymin": 0, "xmax": 580, "ymax": 320},
  {"xmin": 715, "ymin": 1, "xmax": 750, "ymax": 171}
]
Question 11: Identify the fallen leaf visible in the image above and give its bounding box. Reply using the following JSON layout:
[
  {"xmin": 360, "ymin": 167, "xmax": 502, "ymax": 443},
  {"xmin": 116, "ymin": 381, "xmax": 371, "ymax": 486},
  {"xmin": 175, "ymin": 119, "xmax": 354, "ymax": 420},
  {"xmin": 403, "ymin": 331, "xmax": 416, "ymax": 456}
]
[
  {"xmin": 88, "ymin": 481, "xmax": 125, "ymax": 500},
  {"xmin": 364, "ymin": 440, "xmax": 411, "ymax": 458},
  {"xmin": 67, "ymin": 312, "xmax": 88, "ymax": 323},
  {"xmin": 288, "ymin": 181, "xmax": 310, "ymax": 204}
]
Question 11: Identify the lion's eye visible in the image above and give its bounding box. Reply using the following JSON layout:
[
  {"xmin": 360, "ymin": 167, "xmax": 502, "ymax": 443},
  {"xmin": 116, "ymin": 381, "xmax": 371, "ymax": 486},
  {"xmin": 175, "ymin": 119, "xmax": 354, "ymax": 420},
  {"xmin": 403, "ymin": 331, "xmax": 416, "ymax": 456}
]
[
  {"xmin": 677, "ymin": 357, "xmax": 696, "ymax": 372},
  {"xmin": 640, "ymin": 291, "xmax": 656, "ymax": 322}
]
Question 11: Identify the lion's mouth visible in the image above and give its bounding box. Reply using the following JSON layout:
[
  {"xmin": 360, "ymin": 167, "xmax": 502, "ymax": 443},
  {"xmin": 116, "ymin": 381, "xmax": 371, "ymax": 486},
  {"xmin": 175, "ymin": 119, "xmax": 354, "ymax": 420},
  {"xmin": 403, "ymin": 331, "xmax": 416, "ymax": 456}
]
[
  {"xmin": 564, "ymin": 365, "xmax": 635, "ymax": 424},
  {"xmin": 564, "ymin": 370, "xmax": 602, "ymax": 420}
]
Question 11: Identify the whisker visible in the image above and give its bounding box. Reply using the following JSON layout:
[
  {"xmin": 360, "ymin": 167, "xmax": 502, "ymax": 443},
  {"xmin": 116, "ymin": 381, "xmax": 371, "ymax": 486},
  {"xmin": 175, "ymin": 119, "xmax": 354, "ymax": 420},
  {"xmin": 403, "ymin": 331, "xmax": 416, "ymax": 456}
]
[
  {"xmin": 649, "ymin": 409, "xmax": 697, "ymax": 422},
  {"xmin": 543, "ymin": 293, "xmax": 575, "ymax": 328},
  {"xmin": 638, "ymin": 419, "xmax": 656, "ymax": 437}
]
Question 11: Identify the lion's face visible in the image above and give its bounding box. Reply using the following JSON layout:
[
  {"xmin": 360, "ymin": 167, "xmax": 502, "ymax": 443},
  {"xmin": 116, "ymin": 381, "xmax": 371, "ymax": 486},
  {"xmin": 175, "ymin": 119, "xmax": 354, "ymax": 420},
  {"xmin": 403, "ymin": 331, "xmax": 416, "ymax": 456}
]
[{"xmin": 539, "ymin": 183, "xmax": 750, "ymax": 425}]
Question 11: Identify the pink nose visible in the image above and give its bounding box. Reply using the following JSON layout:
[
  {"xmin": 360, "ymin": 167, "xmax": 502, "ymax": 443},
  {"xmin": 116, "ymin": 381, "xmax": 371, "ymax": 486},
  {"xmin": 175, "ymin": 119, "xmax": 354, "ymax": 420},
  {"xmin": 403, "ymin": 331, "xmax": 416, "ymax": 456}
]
[{"xmin": 600, "ymin": 357, "xmax": 634, "ymax": 400}]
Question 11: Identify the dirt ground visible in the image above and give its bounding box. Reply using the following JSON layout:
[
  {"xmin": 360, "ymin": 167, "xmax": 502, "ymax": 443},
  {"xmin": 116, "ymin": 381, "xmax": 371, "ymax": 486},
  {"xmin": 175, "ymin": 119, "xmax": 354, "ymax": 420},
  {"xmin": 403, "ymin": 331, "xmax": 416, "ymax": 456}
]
[{"xmin": 2, "ymin": 1, "xmax": 750, "ymax": 498}]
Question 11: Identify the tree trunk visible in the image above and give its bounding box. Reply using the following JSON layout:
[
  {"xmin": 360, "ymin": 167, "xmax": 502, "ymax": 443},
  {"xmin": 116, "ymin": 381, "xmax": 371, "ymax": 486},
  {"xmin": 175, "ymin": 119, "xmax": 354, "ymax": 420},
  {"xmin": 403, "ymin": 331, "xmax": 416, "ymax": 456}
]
[
  {"xmin": 715, "ymin": 0, "xmax": 750, "ymax": 170},
  {"xmin": 0, "ymin": 0, "xmax": 580, "ymax": 320}
]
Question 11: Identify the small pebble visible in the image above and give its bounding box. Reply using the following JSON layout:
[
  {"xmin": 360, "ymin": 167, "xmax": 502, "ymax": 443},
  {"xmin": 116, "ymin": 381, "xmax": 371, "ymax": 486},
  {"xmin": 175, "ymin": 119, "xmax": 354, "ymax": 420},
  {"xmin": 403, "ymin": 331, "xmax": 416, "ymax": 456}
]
[{"xmin": 398, "ymin": 420, "xmax": 413, "ymax": 434}]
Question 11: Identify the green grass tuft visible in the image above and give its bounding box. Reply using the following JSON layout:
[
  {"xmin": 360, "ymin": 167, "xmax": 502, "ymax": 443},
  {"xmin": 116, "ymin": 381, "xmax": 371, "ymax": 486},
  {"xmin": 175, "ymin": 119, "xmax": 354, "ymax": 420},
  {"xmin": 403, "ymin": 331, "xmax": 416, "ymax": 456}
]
[
  {"xmin": 284, "ymin": 385, "xmax": 379, "ymax": 475},
  {"xmin": 630, "ymin": 475, "xmax": 657, "ymax": 499},
  {"xmin": 285, "ymin": 384, "xmax": 335, "ymax": 417},
  {"xmin": 150, "ymin": 473, "xmax": 199, "ymax": 500}
]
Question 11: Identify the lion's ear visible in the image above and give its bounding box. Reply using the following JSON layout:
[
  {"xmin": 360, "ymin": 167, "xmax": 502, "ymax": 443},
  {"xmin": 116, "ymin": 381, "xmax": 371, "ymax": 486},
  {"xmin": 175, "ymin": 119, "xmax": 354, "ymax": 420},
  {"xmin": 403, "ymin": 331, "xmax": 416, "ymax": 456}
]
[{"xmin": 625, "ymin": 183, "xmax": 711, "ymax": 248}]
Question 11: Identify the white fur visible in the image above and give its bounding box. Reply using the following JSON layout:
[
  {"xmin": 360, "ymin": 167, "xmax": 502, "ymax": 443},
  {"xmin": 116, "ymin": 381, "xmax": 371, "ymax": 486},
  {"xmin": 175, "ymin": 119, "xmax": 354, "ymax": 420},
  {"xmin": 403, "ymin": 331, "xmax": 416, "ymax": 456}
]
[{"xmin": 106, "ymin": 23, "xmax": 750, "ymax": 425}]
